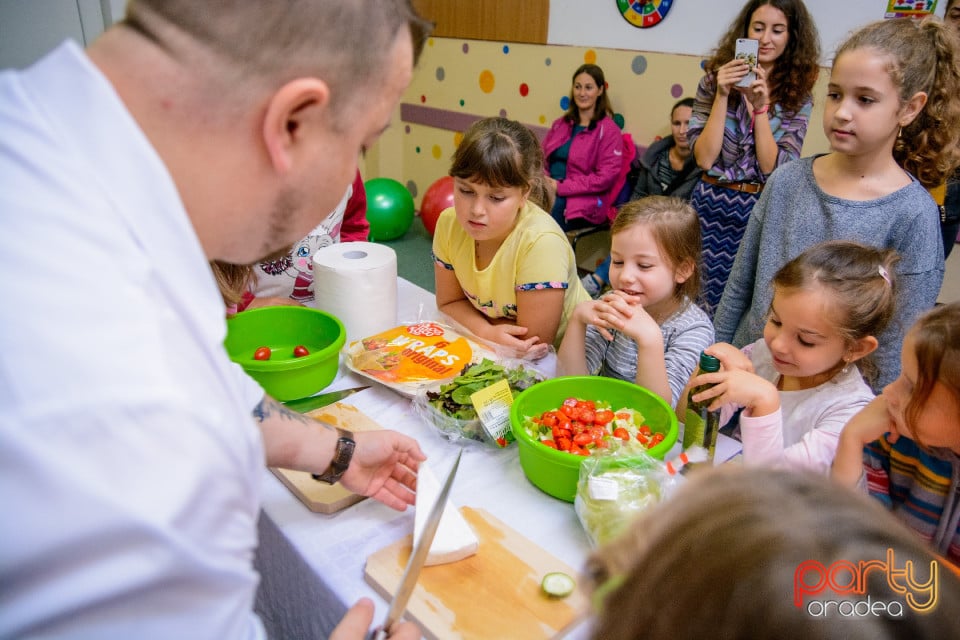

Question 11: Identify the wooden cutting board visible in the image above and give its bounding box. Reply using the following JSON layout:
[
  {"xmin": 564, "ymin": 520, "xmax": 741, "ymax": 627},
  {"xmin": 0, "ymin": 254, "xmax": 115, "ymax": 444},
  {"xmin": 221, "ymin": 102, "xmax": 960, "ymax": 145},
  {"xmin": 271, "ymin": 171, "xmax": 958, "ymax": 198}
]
[
  {"xmin": 365, "ymin": 507, "xmax": 588, "ymax": 639},
  {"xmin": 270, "ymin": 403, "xmax": 382, "ymax": 514}
]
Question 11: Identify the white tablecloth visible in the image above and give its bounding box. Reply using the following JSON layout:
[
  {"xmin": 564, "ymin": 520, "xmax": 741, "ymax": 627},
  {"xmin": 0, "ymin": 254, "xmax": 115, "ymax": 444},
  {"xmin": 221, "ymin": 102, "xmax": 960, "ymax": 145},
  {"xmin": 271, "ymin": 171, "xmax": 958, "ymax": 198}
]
[{"xmin": 252, "ymin": 278, "xmax": 739, "ymax": 639}]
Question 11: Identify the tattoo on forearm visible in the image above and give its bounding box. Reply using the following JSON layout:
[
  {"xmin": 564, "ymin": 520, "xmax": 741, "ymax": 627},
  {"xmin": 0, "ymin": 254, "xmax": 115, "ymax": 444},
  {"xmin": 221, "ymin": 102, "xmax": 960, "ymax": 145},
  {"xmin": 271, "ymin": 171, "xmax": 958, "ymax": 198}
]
[{"xmin": 252, "ymin": 397, "xmax": 334, "ymax": 430}]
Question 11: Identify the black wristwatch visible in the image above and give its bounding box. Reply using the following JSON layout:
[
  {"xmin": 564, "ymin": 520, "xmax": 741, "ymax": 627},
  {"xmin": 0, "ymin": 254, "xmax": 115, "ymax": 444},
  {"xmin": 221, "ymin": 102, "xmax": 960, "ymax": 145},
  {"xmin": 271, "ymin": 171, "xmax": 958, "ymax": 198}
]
[{"xmin": 312, "ymin": 427, "xmax": 356, "ymax": 485}]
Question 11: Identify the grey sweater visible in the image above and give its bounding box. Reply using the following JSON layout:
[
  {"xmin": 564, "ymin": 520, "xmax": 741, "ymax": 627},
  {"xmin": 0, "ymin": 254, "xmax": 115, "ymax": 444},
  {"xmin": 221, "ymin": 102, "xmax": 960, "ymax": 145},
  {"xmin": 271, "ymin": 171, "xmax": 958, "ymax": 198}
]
[{"xmin": 713, "ymin": 155, "xmax": 944, "ymax": 391}]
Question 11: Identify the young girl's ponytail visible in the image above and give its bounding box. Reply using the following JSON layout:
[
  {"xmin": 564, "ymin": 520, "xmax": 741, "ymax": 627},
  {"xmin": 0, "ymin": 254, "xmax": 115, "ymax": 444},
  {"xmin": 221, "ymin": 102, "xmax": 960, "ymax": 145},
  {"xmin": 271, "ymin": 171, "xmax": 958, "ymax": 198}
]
[{"xmin": 897, "ymin": 18, "xmax": 960, "ymax": 188}]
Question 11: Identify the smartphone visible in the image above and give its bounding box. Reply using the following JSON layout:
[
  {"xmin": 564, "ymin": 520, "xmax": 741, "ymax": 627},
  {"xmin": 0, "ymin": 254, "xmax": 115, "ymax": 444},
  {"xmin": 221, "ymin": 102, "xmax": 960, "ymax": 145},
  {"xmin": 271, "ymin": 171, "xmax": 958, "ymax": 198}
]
[{"xmin": 734, "ymin": 38, "xmax": 759, "ymax": 88}]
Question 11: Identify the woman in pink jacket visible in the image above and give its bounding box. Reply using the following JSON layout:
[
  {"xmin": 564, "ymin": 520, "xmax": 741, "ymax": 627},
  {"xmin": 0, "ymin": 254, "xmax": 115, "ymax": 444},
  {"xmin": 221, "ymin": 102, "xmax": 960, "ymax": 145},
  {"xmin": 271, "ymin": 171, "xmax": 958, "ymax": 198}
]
[{"xmin": 542, "ymin": 63, "xmax": 624, "ymax": 231}]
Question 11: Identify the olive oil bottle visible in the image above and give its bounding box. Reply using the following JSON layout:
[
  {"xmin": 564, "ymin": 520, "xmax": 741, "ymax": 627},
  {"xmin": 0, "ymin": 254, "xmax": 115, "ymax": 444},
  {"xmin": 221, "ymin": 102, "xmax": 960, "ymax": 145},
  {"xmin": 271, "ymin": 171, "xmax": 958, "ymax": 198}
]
[{"xmin": 683, "ymin": 351, "xmax": 721, "ymax": 464}]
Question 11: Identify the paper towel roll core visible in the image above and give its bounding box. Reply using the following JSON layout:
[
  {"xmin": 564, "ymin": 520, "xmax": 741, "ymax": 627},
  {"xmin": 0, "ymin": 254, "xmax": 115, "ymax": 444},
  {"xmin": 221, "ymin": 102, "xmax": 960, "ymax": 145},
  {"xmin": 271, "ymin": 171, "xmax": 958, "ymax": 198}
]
[{"xmin": 311, "ymin": 241, "xmax": 398, "ymax": 343}]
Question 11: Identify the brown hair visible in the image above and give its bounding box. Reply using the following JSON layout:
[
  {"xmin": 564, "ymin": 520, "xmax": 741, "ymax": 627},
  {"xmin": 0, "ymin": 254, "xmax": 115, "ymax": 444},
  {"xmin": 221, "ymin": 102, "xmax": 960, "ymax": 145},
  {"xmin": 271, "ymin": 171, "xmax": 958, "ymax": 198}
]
[
  {"xmin": 562, "ymin": 64, "xmax": 614, "ymax": 127},
  {"xmin": 449, "ymin": 117, "xmax": 550, "ymax": 211},
  {"xmin": 610, "ymin": 196, "xmax": 701, "ymax": 306},
  {"xmin": 588, "ymin": 467, "xmax": 960, "ymax": 640},
  {"xmin": 123, "ymin": 0, "xmax": 432, "ymax": 121},
  {"xmin": 211, "ymin": 261, "xmax": 253, "ymax": 308},
  {"xmin": 706, "ymin": 0, "xmax": 821, "ymax": 114},
  {"xmin": 903, "ymin": 302, "xmax": 960, "ymax": 448},
  {"xmin": 771, "ymin": 240, "xmax": 899, "ymax": 384},
  {"xmin": 835, "ymin": 17, "xmax": 960, "ymax": 189}
]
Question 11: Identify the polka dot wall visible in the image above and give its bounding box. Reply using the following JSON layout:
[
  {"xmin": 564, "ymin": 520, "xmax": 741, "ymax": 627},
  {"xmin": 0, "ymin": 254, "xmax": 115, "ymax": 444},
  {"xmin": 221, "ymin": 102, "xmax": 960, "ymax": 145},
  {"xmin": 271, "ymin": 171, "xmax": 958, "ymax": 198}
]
[{"xmin": 382, "ymin": 37, "xmax": 827, "ymax": 209}]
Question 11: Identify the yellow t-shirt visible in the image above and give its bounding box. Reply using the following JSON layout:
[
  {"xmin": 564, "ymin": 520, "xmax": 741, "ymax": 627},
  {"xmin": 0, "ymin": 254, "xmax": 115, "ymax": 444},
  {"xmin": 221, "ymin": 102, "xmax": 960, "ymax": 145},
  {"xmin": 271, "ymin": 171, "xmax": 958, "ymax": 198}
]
[{"xmin": 432, "ymin": 201, "xmax": 590, "ymax": 347}]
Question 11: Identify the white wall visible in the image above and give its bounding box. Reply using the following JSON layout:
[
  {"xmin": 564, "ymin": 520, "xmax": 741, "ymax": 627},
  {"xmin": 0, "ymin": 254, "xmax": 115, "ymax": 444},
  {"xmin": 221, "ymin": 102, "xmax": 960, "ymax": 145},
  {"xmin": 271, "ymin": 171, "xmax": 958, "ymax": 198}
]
[{"xmin": 548, "ymin": 0, "xmax": 931, "ymax": 62}]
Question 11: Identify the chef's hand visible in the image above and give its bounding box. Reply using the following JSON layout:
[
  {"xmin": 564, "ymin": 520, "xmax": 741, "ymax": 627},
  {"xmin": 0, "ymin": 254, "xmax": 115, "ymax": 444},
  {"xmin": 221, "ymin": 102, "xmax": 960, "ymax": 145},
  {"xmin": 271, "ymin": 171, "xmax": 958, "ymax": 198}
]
[
  {"xmin": 340, "ymin": 431, "xmax": 427, "ymax": 511},
  {"xmin": 329, "ymin": 598, "xmax": 421, "ymax": 640}
]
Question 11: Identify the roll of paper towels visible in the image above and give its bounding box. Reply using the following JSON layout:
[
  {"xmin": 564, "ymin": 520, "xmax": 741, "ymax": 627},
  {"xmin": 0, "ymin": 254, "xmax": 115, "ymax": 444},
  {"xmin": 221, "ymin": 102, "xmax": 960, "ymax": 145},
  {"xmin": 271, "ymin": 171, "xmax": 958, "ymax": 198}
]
[{"xmin": 312, "ymin": 242, "xmax": 398, "ymax": 343}]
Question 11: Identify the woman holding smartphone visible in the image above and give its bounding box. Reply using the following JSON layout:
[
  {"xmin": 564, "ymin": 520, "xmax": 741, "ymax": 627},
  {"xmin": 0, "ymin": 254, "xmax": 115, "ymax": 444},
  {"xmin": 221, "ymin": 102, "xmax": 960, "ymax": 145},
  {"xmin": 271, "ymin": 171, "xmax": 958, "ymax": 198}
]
[{"xmin": 688, "ymin": 0, "xmax": 820, "ymax": 315}]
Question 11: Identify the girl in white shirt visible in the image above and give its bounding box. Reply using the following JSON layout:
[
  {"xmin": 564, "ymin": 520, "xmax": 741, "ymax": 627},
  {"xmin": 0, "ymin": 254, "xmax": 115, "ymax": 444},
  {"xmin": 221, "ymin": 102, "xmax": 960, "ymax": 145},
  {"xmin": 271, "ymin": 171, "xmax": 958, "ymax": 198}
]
[{"xmin": 680, "ymin": 240, "xmax": 898, "ymax": 473}]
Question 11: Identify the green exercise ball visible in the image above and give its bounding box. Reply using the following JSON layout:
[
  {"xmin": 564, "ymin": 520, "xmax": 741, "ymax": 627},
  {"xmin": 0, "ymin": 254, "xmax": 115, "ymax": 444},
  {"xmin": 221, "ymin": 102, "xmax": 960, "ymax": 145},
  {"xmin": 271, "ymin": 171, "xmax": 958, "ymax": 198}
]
[{"xmin": 364, "ymin": 177, "xmax": 415, "ymax": 241}]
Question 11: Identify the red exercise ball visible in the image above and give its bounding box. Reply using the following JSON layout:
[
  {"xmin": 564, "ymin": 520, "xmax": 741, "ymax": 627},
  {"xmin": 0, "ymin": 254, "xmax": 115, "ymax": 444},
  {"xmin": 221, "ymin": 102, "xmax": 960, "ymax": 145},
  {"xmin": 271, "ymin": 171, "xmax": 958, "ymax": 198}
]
[{"xmin": 419, "ymin": 176, "xmax": 455, "ymax": 236}]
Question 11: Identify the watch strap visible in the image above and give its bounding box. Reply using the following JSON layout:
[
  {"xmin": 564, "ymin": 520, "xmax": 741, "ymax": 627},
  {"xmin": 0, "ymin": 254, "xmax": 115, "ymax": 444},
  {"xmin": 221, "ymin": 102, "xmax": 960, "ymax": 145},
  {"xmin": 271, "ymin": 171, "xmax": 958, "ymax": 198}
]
[{"xmin": 312, "ymin": 427, "xmax": 355, "ymax": 485}]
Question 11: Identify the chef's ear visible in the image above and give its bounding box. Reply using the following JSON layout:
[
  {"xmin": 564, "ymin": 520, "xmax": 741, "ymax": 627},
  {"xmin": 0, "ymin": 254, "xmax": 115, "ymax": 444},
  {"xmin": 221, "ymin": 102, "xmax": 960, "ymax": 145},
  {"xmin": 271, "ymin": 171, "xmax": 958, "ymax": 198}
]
[{"xmin": 261, "ymin": 77, "xmax": 331, "ymax": 174}]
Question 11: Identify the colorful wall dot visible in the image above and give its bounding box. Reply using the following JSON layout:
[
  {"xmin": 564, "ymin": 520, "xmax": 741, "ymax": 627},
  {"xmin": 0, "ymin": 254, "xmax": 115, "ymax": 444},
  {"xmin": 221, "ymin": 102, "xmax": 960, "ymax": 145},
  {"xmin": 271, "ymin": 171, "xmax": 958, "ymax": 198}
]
[
  {"xmin": 631, "ymin": 55, "xmax": 647, "ymax": 75},
  {"xmin": 584, "ymin": 49, "xmax": 597, "ymax": 64},
  {"xmin": 671, "ymin": 83, "xmax": 683, "ymax": 98},
  {"xmin": 613, "ymin": 113, "xmax": 625, "ymax": 129},
  {"xmin": 539, "ymin": 115, "xmax": 546, "ymax": 124},
  {"xmin": 499, "ymin": 109, "xmax": 507, "ymax": 117},
  {"xmin": 545, "ymin": 57, "xmax": 551, "ymax": 66},
  {"xmin": 420, "ymin": 95, "xmax": 426, "ymax": 103},
  {"xmin": 453, "ymin": 131, "xmax": 464, "ymax": 147},
  {"xmin": 502, "ymin": 45, "xmax": 510, "ymax": 54},
  {"xmin": 406, "ymin": 180, "xmax": 418, "ymax": 198},
  {"xmin": 519, "ymin": 83, "xmax": 529, "ymax": 97},
  {"xmin": 478, "ymin": 70, "xmax": 495, "ymax": 93},
  {"xmin": 462, "ymin": 42, "xmax": 469, "ymax": 53},
  {"xmin": 436, "ymin": 67, "xmax": 445, "ymax": 81},
  {"xmin": 405, "ymin": 125, "xmax": 411, "ymax": 134},
  {"xmin": 415, "ymin": 146, "xmax": 421, "ymax": 154},
  {"xmin": 431, "ymin": 144, "xmax": 443, "ymax": 160},
  {"xmin": 559, "ymin": 95, "xmax": 570, "ymax": 111},
  {"xmin": 459, "ymin": 99, "xmax": 465, "ymax": 106}
]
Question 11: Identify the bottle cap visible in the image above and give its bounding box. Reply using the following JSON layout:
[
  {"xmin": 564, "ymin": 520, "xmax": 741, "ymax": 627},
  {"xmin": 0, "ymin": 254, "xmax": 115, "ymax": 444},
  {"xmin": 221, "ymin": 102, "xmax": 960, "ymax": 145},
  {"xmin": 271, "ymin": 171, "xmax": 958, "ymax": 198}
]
[{"xmin": 699, "ymin": 352, "xmax": 721, "ymax": 372}]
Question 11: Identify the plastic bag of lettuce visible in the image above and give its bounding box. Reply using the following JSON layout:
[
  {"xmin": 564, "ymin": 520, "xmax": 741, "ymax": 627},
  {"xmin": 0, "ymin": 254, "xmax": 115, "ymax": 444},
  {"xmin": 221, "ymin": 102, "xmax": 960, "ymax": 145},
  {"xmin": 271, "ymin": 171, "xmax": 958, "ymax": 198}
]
[
  {"xmin": 413, "ymin": 358, "xmax": 543, "ymax": 448},
  {"xmin": 574, "ymin": 444, "xmax": 683, "ymax": 547}
]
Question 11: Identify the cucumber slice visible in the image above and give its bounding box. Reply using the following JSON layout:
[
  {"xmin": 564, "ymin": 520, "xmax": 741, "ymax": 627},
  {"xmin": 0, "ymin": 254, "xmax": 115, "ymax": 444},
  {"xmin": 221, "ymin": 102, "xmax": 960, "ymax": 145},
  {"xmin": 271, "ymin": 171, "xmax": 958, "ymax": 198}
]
[{"xmin": 541, "ymin": 571, "xmax": 576, "ymax": 598}]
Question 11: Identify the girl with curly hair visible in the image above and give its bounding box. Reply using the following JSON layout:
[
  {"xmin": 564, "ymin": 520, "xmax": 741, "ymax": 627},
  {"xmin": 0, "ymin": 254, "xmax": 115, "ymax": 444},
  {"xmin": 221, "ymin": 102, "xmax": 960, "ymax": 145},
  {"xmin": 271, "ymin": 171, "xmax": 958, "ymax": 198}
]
[
  {"xmin": 688, "ymin": 0, "xmax": 821, "ymax": 315},
  {"xmin": 715, "ymin": 17, "xmax": 960, "ymax": 393}
]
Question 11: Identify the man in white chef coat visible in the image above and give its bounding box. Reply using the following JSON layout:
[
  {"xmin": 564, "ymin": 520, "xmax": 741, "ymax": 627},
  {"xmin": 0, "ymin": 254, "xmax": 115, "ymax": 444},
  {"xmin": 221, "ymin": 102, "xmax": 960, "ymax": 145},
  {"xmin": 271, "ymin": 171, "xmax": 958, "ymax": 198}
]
[{"xmin": 0, "ymin": 2, "xmax": 428, "ymax": 638}]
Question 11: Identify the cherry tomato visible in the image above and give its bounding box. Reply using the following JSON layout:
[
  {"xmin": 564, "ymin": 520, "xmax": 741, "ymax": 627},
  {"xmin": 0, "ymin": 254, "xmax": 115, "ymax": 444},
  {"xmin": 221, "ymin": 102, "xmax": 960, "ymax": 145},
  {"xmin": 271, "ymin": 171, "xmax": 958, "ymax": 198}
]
[
  {"xmin": 594, "ymin": 438, "xmax": 609, "ymax": 449},
  {"xmin": 613, "ymin": 427, "xmax": 630, "ymax": 441},
  {"xmin": 575, "ymin": 400, "xmax": 596, "ymax": 411},
  {"xmin": 293, "ymin": 345, "xmax": 310, "ymax": 358},
  {"xmin": 562, "ymin": 397, "xmax": 579, "ymax": 408},
  {"xmin": 639, "ymin": 424, "xmax": 653, "ymax": 436},
  {"xmin": 573, "ymin": 432, "xmax": 593, "ymax": 447},
  {"xmin": 556, "ymin": 436, "xmax": 572, "ymax": 452},
  {"xmin": 541, "ymin": 439, "xmax": 558, "ymax": 449},
  {"xmin": 651, "ymin": 432, "xmax": 665, "ymax": 444},
  {"xmin": 579, "ymin": 409, "xmax": 596, "ymax": 425},
  {"xmin": 253, "ymin": 346, "xmax": 272, "ymax": 361},
  {"xmin": 541, "ymin": 412, "xmax": 559, "ymax": 428},
  {"xmin": 616, "ymin": 412, "xmax": 632, "ymax": 421},
  {"xmin": 636, "ymin": 432, "xmax": 650, "ymax": 445},
  {"xmin": 559, "ymin": 405, "xmax": 578, "ymax": 419},
  {"xmin": 593, "ymin": 409, "xmax": 614, "ymax": 425}
]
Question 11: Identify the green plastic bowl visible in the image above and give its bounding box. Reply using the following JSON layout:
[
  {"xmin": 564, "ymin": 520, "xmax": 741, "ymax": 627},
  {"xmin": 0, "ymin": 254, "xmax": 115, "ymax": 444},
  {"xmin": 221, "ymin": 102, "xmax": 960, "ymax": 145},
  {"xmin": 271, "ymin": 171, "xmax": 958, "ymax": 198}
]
[
  {"xmin": 224, "ymin": 306, "xmax": 346, "ymax": 402},
  {"xmin": 510, "ymin": 376, "xmax": 678, "ymax": 502}
]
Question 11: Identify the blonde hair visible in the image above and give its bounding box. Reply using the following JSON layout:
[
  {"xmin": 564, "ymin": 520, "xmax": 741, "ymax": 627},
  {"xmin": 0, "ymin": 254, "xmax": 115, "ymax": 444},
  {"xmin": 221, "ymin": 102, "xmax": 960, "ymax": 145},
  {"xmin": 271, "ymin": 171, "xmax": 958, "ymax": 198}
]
[
  {"xmin": 835, "ymin": 17, "xmax": 960, "ymax": 188},
  {"xmin": 449, "ymin": 117, "xmax": 550, "ymax": 210},
  {"xmin": 903, "ymin": 302, "xmax": 960, "ymax": 449},
  {"xmin": 588, "ymin": 467, "xmax": 960, "ymax": 640},
  {"xmin": 610, "ymin": 196, "xmax": 701, "ymax": 305},
  {"xmin": 210, "ymin": 261, "xmax": 253, "ymax": 308},
  {"xmin": 771, "ymin": 240, "xmax": 898, "ymax": 384}
]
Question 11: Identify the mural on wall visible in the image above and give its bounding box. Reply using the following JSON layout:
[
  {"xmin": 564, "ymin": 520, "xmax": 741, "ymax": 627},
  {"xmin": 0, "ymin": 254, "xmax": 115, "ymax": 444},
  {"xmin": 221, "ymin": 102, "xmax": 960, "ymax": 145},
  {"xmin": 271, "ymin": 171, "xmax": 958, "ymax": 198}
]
[
  {"xmin": 885, "ymin": 0, "xmax": 939, "ymax": 19},
  {"xmin": 616, "ymin": 0, "xmax": 675, "ymax": 28},
  {"xmin": 394, "ymin": 38, "xmax": 721, "ymax": 206}
]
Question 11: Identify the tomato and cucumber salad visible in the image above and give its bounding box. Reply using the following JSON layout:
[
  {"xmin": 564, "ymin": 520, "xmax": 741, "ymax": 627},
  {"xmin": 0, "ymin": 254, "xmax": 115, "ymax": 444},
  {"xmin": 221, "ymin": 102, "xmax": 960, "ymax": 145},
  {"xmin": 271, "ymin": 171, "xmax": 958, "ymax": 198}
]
[{"xmin": 523, "ymin": 397, "xmax": 664, "ymax": 455}]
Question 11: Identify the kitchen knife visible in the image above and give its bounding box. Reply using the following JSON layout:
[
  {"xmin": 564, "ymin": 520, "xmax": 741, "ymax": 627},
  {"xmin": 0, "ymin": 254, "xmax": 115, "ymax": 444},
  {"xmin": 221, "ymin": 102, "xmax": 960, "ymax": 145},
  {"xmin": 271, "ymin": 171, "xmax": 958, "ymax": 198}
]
[
  {"xmin": 283, "ymin": 386, "xmax": 369, "ymax": 414},
  {"xmin": 372, "ymin": 449, "xmax": 463, "ymax": 640}
]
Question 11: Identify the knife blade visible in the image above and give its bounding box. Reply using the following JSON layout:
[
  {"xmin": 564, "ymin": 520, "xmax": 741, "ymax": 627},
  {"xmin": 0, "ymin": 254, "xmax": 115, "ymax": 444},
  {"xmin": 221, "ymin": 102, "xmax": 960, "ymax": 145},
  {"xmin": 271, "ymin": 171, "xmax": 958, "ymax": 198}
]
[
  {"xmin": 372, "ymin": 450, "xmax": 463, "ymax": 640},
  {"xmin": 283, "ymin": 386, "xmax": 369, "ymax": 414}
]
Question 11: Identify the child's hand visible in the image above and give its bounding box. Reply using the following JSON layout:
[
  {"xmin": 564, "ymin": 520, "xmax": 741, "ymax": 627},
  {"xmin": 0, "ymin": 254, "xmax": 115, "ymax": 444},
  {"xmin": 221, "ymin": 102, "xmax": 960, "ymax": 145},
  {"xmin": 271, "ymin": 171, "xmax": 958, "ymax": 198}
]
[
  {"xmin": 593, "ymin": 291, "xmax": 661, "ymax": 346},
  {"xmin": 842, "ymin": 396, "xmax": 898, "ymax": 446},
  {"xmin": 705, "ymin": 342, "xmax": 754, "ymax": 373},
  {"xmin": 690, "ymin": 368, "xmax": 779, "ymax": 417},
  {"xmin": 486, "ymin": 324, "xmax": 545, "ymax": 358}
]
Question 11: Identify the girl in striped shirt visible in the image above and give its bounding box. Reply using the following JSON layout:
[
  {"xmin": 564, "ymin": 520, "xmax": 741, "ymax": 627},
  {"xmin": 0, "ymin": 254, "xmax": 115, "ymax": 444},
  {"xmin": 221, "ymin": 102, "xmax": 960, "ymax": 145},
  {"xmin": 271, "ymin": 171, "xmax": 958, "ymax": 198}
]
[{"xmin": 834, "ymin": 303, "xmax": 960, "ymax": 567}]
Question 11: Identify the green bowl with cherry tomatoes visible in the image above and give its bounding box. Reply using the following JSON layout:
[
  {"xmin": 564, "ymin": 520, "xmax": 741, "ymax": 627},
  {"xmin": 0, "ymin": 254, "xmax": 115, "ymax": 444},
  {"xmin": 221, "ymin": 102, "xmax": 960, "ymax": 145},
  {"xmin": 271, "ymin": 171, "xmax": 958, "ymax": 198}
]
[
  {"xmin": 509, "ymin": 376, "xmax": 678, "ymax": 502},
  {"xmin": 224, "ymin": 306, "xmax": 346, "ymax": 402}
]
